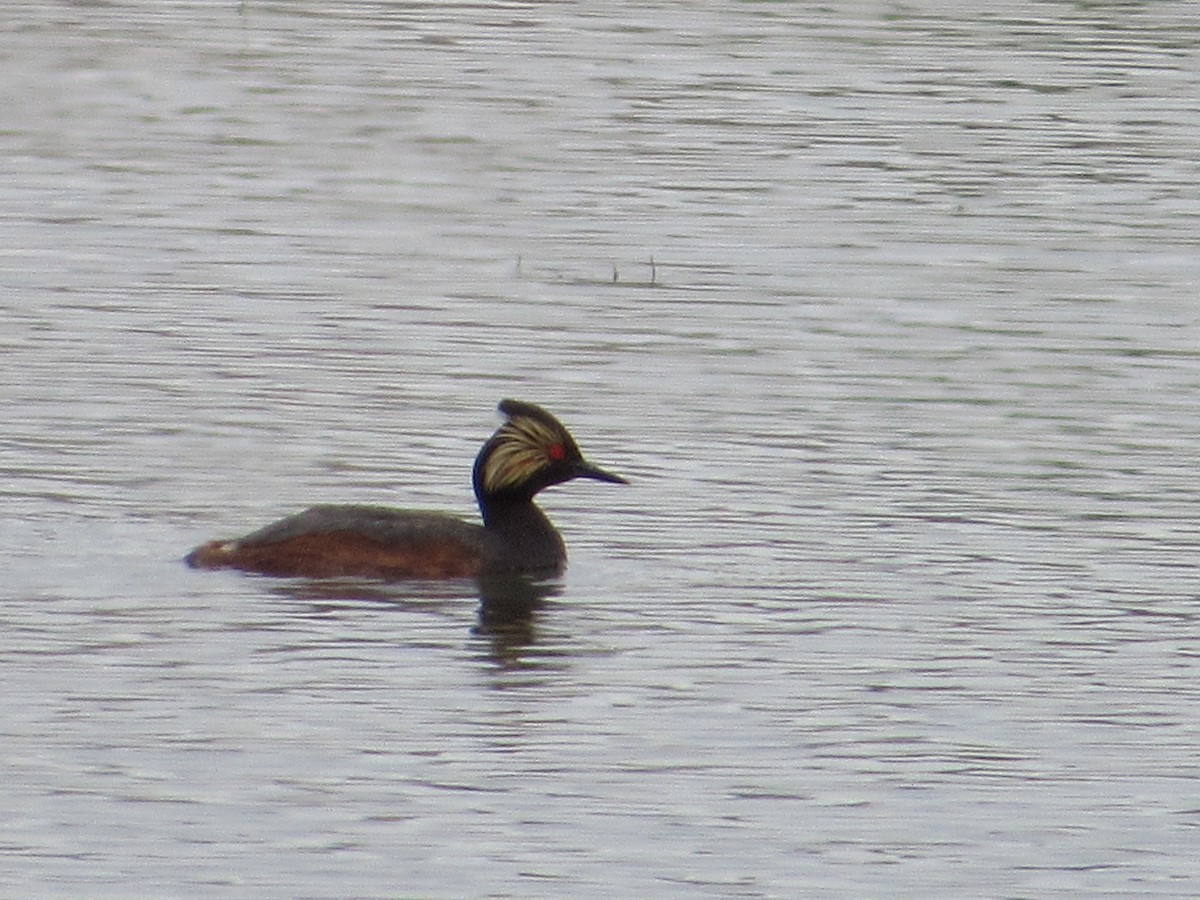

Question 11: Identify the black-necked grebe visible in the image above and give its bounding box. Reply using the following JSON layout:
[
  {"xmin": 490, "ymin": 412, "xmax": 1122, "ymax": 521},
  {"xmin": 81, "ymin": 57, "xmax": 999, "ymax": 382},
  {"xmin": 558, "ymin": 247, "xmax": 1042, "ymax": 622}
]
[{"xmin": 185, "ymin": 399, "xmax": 626, "ymax": 579}]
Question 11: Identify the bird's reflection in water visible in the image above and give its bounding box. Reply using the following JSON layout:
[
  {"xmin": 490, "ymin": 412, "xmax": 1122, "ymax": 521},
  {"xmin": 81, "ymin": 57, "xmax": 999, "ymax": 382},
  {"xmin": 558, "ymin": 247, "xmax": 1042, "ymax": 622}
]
[
  {"xmin": 264, "ymin": 577, "xmax": 466, "ymax": 612},
  {"xmin": 472, "ymin": 569, "xmax": 562, "ymax": 668},
  {"xmin": 259, "ymin": 570, "xmax": 562, "ymax": 669}
]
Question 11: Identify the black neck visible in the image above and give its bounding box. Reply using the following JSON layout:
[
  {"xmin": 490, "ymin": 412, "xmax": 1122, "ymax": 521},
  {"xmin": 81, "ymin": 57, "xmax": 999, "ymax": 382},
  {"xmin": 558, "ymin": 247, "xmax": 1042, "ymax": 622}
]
[{"xmin": 478, "ymin": 496, "xmax": 566, "ymax": 575}]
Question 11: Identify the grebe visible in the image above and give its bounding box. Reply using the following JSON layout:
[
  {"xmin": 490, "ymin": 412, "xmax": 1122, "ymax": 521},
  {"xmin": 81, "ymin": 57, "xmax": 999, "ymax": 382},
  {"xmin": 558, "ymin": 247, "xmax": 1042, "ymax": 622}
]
[{"xmin": 185, "ymin": 399, "xmax": 626, "ymax": 580}]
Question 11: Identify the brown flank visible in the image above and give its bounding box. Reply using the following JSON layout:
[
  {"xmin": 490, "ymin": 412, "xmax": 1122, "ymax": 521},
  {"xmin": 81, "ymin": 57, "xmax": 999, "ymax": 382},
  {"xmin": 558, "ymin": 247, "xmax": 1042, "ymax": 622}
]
[{"xmin": 185, "ymin": 531, "xmax": 484, "ymax": 580}]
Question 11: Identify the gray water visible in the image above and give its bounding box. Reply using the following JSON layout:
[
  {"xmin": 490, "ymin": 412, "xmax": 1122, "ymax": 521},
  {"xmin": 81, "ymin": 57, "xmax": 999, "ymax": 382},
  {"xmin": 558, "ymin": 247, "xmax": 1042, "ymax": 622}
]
[{"xmin": 3, "ymin": 2, "xmax": 1199, "ymax": 897}]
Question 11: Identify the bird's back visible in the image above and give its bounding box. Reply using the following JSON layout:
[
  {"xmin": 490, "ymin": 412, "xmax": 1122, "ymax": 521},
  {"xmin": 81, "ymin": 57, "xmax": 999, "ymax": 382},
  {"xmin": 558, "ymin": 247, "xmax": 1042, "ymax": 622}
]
[{"xmin": 186, "ymin": 504, "xmax": 498, "ymax": 579}]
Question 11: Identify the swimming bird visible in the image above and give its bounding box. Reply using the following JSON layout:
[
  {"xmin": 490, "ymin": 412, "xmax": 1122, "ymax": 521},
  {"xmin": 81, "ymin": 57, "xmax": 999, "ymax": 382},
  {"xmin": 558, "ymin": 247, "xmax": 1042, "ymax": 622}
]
[{"xmin": 185, "ymin": 399, "xmax": 626, "ymax": 580}]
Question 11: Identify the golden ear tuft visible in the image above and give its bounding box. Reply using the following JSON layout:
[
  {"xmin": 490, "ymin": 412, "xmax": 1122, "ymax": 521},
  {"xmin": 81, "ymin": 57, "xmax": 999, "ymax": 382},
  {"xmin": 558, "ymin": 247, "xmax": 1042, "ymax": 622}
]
[{"xmin": 481, "ymin": 401, "xmax": 579, "ymax": 494}]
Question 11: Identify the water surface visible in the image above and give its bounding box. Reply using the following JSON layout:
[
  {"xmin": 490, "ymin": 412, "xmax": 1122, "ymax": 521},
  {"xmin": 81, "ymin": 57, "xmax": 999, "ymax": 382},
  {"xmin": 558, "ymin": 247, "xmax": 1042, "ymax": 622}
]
[{"xmin": 2, "ymin": 2, "xmax": 1199, "ymax": 897}]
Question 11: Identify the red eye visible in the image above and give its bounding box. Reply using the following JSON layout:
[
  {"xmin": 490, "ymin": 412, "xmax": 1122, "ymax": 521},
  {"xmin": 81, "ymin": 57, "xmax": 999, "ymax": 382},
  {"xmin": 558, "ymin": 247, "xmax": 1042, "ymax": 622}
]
[{"xmin": 548, "ymin": 443, "xmax": 565, "ymax": 461}]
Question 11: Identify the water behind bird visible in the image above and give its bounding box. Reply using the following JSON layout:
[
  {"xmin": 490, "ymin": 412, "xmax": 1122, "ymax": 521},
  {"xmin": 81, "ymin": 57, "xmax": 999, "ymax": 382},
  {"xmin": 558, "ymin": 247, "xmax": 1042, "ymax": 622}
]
[{"xmin": 2, "ymin": 2, "xmax": 1199, "ymax": 897}]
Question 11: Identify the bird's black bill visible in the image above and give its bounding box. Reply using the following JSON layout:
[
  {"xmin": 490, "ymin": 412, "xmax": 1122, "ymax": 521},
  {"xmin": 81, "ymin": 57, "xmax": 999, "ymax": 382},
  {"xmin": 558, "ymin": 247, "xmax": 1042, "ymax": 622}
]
[{"xmin": 574, "ymin": 461, "xmax": 628, "ymax": 485}]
